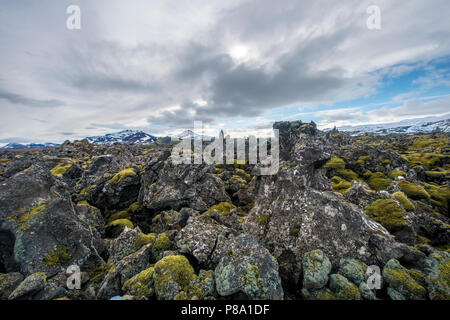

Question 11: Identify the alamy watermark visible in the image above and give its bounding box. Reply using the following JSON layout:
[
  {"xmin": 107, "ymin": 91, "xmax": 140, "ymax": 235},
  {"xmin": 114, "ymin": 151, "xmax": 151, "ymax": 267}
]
[
  {"xmin": 170, "ymin": 121, "xmax": 279, "ymax": 176},
  {"xmin": 367, "ymin": 5, "xmax": 381, "ymax": 30}
]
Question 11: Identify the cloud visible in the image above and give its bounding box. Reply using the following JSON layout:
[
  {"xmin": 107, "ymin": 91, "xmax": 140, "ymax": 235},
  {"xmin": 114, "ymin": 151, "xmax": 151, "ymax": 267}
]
[
  {"xmin": 0, "ymin": 0, "xmax": 450, "ymax": 142},
  {"xmin": 0, "ymin": 89, "xmax": 65, "ymax": 108}
]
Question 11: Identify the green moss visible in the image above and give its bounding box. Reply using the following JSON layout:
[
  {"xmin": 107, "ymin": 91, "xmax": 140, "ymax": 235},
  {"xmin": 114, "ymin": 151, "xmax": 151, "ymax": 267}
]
[
  {"xmin": 107, "ymin": 210, "xmax": 130, "ymax": 223},
  {"xmin": 88, "ymin": 263, "xmax": 112, "ymax": 283},
  {"xmin": 106, "ymin": 219, "xmax": 133, "ymax": 229},
  {"xmin": 235, "ymin": 168, "xmax": 251, "ymax": 180},
  {"xmin": 331, "ymin": 176, "xmax": 351, "ymax": 194},
  {"xmin": 383, "ymin": 261, "xmax": 426, "ymax": 299},
  {"xmin": 122, "ymin": 267, "xmax": 154, "ymax": 297},
  {"xmin": 205, "ymin": 202, "xmax": 236, "ymax": 216},
  {"xmin": 154, "ymin": 255, "xmax": 195, "ymax": 298},
  {"xmin": 128, "ymin": 202, "xmax": 141, "ymax": 214},
  {"xmin": 8, "ymin": 204, "xmax": 47, "ymax": 230},
  {"xmin": 336, "ymin": 169, "xmax": 360, "ymax": 182},
  {"xmin": 423, "ymin": 183, "xmax": 450, "ymax": 212},
  {"xmin": 134, "ymin": 233, "xmax": 156, "ymax": 250},
  {"xmin": 393, "ymin": 192, "xmax": 415, "ymax": 212},
  {"xmin": 42, "ymin": 246, "xmax": 70, "ymax": 266},
  {"xmin": 324, "ymin": 157, "xmax": 345, "ymax": 170},
  {"xmin": 108, "ymin": 168, "xmax": 136, "ymax": 185},
  {"xmin": 290, "ymin": 225, "xmax": 301, "ymax": 237},
  {"xmin": 0, "ymin": 158, "xmax": 11, "ymax": 164},
  {"xmin": 154, "ymin": 234, "xmax": 171, "ymax": 251},
  {"xmin": 50, "ymin": 163, "xmax": 72, "ymax": 177},
  {"xmin": 402, "ymin": 152, "xmax": 446, "ymax": 169},
  {"xmin": 256, "ymin": 214, "xmax": 268, "ymax": 225},
  {"xmin": 389, "ymin": 170, "xmax": 406, "ymax": 179},
  {"xmin": 364, "ymin": 199, "xmax": 406, "ymax": 232},
  {"xmin": 366, "ymin": 172, "xmax": 392, "ymax": 191},
  {"xmin": 398, "ymin": 181, "xmax": 430, "ymax": 200}
]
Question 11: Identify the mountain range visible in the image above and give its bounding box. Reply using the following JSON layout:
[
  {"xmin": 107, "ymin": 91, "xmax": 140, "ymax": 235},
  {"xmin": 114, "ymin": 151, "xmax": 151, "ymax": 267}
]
[{"xmin": 1, "ymin": 116, "xmax": 449, "ymax": 149}]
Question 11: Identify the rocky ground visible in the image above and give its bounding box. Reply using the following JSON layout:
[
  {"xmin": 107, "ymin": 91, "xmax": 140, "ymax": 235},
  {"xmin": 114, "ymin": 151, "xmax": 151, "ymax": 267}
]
[{"xmin": 0, "ymin": 121, "xmax": 449, "ymax": 300}]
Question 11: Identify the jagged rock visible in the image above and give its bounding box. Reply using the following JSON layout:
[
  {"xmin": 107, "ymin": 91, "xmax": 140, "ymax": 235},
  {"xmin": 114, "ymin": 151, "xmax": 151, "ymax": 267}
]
[
  {"xmin": 0, "ymin": 272, "xmax": 24, "ymax": 299},
  {"xmin": 0, "ymin": 165, "xmax": 104, "ymax": 277},
  {"xmin": 97, "ymin": 243, "xmax": 153, "ymax": 300},
  {"xmin": 141, "ymin": 159, "xmax": 230, "ymax": 212},
  {"xmin": 214, "ymin": 234, "xmax": 284, "ymax": 300},
  {"xmin": 8, "ymin": 272, "xmax": 46, "ymax": 300},
  {"xmin": 302, "ymin": 250, "xmax": 332, "ymax": 290},
  {"xmin": 175, "ymin": 214, "xmax": 236, "ymax": 268}
]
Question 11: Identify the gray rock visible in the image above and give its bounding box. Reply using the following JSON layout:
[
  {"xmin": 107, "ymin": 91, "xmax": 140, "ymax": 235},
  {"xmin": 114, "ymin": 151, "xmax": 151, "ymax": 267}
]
[
  {"xmin": 214, "ymin": 234, "xmax": 284, "ymax": 300},
  {"xmin": 302, "ymin": 250, "xmax": 331, "ymax": 290},
  {"xmin": 8, "ymin": 272, "xmax": 47, "ymax": 300}
]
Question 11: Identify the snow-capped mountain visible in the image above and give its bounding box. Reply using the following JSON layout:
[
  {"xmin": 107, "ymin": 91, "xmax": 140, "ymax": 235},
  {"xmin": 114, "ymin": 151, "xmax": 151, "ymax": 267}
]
[
  {"xmin": 86, "ymin": 130, "xmax": 158, "ymax": 145},
  {"xmin": 171, "ymin": 130, "xmax": 213, "ymax": 141},
  {"xmin": 331, "ymin": 116, "xmax": 450, "ymax": 135},
  {"xmin": 1, "ymin": 142, "xmax": 59, "ymax": 149}
]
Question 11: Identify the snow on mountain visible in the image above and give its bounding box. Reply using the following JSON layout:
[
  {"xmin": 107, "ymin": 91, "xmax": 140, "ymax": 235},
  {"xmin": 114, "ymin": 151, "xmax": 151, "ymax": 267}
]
[
  {"xmin": 330, "ymin": 116, "xmax": 450, "ymax": 135},
  {"xmin": 171, "ymin": 130, "xmax": 213, "ymax": 141},
  {"xmin": 86, "ymin": 130, "xmax": 158, "ymax": 145},
  {"xmin": 1, "ymin": 142, "xmax": 59, "ymax": 149}
]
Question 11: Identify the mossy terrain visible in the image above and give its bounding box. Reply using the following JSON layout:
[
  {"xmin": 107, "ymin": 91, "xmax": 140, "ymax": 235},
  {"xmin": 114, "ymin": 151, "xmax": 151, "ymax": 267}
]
[
  {"xmin": 398, "ymin": 181, "xmax": 430, "ymax": 200},
  {"xmin": 204, "ymin": 202, "xmax": 236, "ymax": 216},
  {"xmin": 42, "ymin": 246, "xmax": 70, "ymax": 266},
  {"xmin": 325, "ymin": 157, "xmax": 346, "ymax": 170},
  {"xmin": 50, "ymin": 163, "xmax": 72, "ymax": 177},
  {"xmin": 8, "ymin": 204, "xmax": 47, "ymax": 231},
  {"xmin": 108, "ymin": 168, "xmax": 136, "ymax": 185},
  {"xmin": 393, "ymin": 192, "xmax": 415, "ymax": 212},
  {"xmin": 364, "ymin": 199, "xmax": 406, "ymax": 232},
  {"xmin": 331, "ymin": 176, "xmax": 351, "ymax": 194}
]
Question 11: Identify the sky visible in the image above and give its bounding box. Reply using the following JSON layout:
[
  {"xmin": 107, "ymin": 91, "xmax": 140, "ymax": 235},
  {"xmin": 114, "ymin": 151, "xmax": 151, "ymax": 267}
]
[{"xmin": 0, "ymin": 0, "xmax": 450, "ymax": 144}]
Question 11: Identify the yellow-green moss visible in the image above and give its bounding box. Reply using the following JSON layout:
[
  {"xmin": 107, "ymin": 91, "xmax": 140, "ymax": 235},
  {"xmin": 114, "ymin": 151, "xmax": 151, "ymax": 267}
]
[
  {"xmin": 324, "ymin": 157, "xmax": 345, "ymax": 170},
  {"xmin": 107, "ymin": 210, "xmax": 130, "ymax": 223},
  {"xmin": 122, "ymin": 267, "xmax": 154, "ymax": 297},
  {"xmin": 364, "ymin": 199, "xmax": 406, "ymax": 232},
  {"xmin": 398, "ymin": 181, "xmax": 430, "ymax": 200},
  {"xmin": 331, "ymin": 176, "xmax": 351, "ymax": 194},
  {"xmin": 383, "ymin": 263, "xmax": 426, "ymax": 298},
  {"xmin": 366, "ymin": 172, "xmax": 392, "ymax": 191},
  {"xmin": 153, "ymin": 255, "xmax": 195, "ymax": 297},
  {"xmin": 108, "ymin": 168, "xmax": 136, "ymax": 185},
  {"xmin": 42, "ymin": 246, "xmax": 70, "ymax": 266},
  {"xmin": 106, "ymin": 219, "xmax": 133, "ymax": 229},
  {"xmin": 128, "ymin": 202, "xmax": 141, "ymax": 214},
  {"xmin": 8, "ymin": 204, "xmax": 47, "ymax": 230},
  {"xmin": 256, "ymin": 214, "xmax": 268, "ymax": 225},
  {"xmin": 393, "ymin": 192, "xmax": 415, "ymax": 212},
  {"xmin": 205, "ymin": 202, "xmax": 236, "ymax": 216},
  {"xmin": 154, "ymin": 233, "xmax": 171, "ymax": 251},
  {"xmin": 389, "ymin": 170, "xmax": 406, "ymax": 179},
  {"xmin": 50, "ymin": 163, "xmax": 72, "ymax": 177},
  {"xmin": 336, "ymin": 169, "xmax": 360, "ymax": 182},
  {"xmin": 423, "ymin": 183, "xmax": 450, "ymax": 212},
  {"xmin": 134, "ymin": 233, "xmax": 156, "ymax": 250},
  {"xmin": 0, "ymin": 158, "xmax": 11, "ymax": 164}
]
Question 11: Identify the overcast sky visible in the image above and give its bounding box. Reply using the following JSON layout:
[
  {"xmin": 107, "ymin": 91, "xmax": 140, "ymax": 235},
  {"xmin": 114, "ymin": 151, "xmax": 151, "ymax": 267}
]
[{"xmin": 0, "ymin": 0, "xmax": 450, "ymax": 144}]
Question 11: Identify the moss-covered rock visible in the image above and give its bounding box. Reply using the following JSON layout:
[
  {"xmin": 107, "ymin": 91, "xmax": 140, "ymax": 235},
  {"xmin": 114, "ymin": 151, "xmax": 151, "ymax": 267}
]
[
  {"xmin": 324, "ymin": 157, "xmax": 345, "ymax": 170},
  {"xmin": 338, "ymin": 258, "xmax": 367, "ymax": 286},
  {"xmin": 153, "ymin": 255, "xmax": 195, "ymax": 300},
  {"xmin": 393, "ymin": 191, "xmax": 415, "ymax": 212},
  {"xmin": 328, "ymin": 274, "xmax": 361, "ymax": 300},
  {"xmin": 331, "ymin": 176, "xmax": 351, "ymax": 194},
  {"xmin": 108, "ymin": 168, "xmax": 136, "ymax": 185},
  {"xmin": 204, "ymin": 202, "xmax": 236, "ymax": 217},
  {"xmin": 302, "ymin": 249, "xmax": 332, "ymax": 290},
  {"xmin": 364, "ymin": 199, "xmax": 406, "ymax": 232},
  {"xmin": 398, "ymin": 180, "xmax": 431, "ymax": 201},
  {"xmin": 382, "ymin": 259, "xmax": 426, "ymax": 300},
  {"xmin": 122, "ymin": 267, "xmax": 155, "ymax": 298},
  {"xmin": 8, "ymin": 272, "xmax": 47, "ymax": 300}
]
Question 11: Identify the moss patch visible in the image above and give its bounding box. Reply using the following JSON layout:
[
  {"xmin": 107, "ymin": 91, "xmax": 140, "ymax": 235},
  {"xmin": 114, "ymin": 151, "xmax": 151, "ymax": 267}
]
[
  {"xmin": 42, "ymin": 246, "xmax": 70, "ymax": 266},
  {"xmin": 205, "ymin": 202, "xmax": 236, "ymax": 216},
  {"xmin": 364, "ymin": 199, "xmax": 406, "ymax": 232},
  {"xmin": 398, "ymin": 181, "xmax": 430, "ymax": 200},
  {"xmin": 8, "ymin": 204, "xmax": 47, "ymax": 230},
  {"xmin": 108, "ymin": 168, "xmax": 136, "ymax": 185},
  {"xmin": 50, "ymin": 163, "xmax": 72, "ymax": 177},
  {"xmin": 324, "ymin": 157, "xmax": 345, "ymax": 170},
  {"xmin": 393, "ymin": 192, "xmax": 415, "ymax": 212}
]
